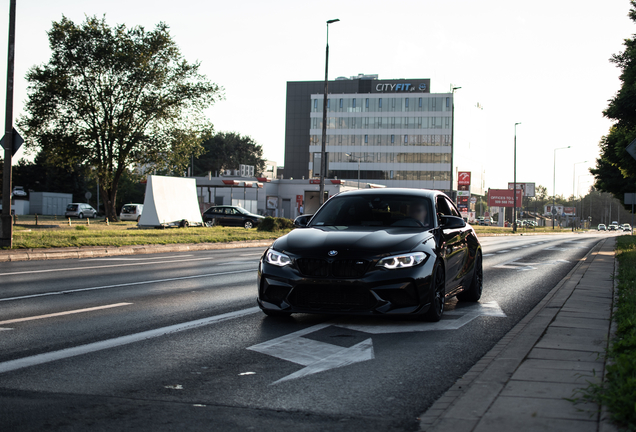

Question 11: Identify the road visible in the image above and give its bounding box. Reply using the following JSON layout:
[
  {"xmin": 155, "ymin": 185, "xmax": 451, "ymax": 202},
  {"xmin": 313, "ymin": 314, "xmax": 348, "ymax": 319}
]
[{"xmin": 0, "ymin": 231, "xmax": 617, "ymax": 431}]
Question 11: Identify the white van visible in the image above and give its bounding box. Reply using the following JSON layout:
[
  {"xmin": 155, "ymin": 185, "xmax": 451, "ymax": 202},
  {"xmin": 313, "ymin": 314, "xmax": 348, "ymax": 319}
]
[{"xmin": 119, "ymin": 204, "xmax": 144, "ymax": 222}]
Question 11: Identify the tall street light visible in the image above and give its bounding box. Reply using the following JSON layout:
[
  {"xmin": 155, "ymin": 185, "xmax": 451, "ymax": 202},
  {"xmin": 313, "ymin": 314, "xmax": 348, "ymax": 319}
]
[
  {"xmin": 552, "ymin": 146, "xmax": 571, "ymax": 229},
  {"xmin": 319, "ymin": 18, "xmax": 340, "ymax": 205},
  {"xmin": 1, "ymin": 0, "xmax": 16, "ymax": 248},
  {"xmin": 346, "ymin": 153, "xmax": 363, "ymax": 189},
  {"xmin": 513, "ymin": 122, "xmax": 521, "ymax": 233},
  {"xmin": 572, "ymin": 161, "xmax": 587, "ymax": 230},
  {"xmin": 449, "ymin": 86, "xmax": 461, "ymax": 198}
]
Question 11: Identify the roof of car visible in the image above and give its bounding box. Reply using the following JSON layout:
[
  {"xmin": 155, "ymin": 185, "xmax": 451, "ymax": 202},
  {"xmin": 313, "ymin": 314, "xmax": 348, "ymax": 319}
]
[{"xmin": 334, "ymin": 188, "xmax": 440, "ymax": 200}]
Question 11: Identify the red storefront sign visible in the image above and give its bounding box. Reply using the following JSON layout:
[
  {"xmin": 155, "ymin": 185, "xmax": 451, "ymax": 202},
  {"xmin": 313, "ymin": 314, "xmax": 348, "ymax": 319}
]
[
  {"xmin": 487, "ymin": 189, "xmax": 523, "ymax": 207},
  {"xmin": 458, "ymin": 171, "xmax": 471, "ymax": 186}
]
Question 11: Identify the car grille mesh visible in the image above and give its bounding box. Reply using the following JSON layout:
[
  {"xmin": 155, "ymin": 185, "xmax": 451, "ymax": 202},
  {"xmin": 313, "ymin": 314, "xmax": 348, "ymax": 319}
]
[
  {"xmin": 296, "ymin": 258, "xmax": 370, "ymax": 278},
  {"xmin": 289, "ymin": 285, "xmax": 376, "ymax": 311}
]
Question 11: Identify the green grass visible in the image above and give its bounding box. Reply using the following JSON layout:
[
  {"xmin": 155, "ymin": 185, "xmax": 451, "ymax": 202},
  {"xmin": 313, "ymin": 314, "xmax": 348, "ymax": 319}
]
[
  {"xmin": 472, "ymin": 225, "xmax": 572, "ymax": 235},
  {"xmin": 8, "ymin": 223, "xmax": 290, "ymax": 249},
  {"xmin": 578, "ymin": 235, "xmax": 636, "ymax": 430}
]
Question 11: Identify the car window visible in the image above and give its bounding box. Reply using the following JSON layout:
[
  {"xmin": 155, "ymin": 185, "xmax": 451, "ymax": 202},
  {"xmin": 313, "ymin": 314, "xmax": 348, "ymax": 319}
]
[
  {"xmin": 67, "ymin": 204, "xmax": 78, "ymax": 211},
  {"xmin": 436, "ymin": 197, "xmax": 452, "ymax": 216},
  {"xmin": 310, "ymin": 194, "xmax": 433, "ymax": 228},
  {"xmin": 445, "ymin": 198, "xmax": 460, "ymax": 217},
  {"xmin": 224, "ymin": 208, "xmax": 237, "ymax": 215}
]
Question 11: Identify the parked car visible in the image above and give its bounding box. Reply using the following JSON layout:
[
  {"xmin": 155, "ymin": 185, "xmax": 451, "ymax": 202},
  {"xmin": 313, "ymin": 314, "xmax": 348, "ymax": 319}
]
[
  {"xmin": 621, "ymin": 223, "xmax": 632, "ymax": 232},
  {"xmin": 257, "ymin": 188, "xmax": 483, "ymax": 321},
  {"xmin": 608, "ymin": 224, "xmax": 619, "ymax": 231},
  {"xmin": 477, "ymin": 216, "xmax": 493, "ymax": 226},
  {"xmin": 202, "ymin": 205, "xmax": 264, "ymax": 229},
  {"xmin": 65, "ymin": 203, "xmax": 97, "ymax": 219},
  {"xmin": 597, "ymin": 224, "xmax": 607, "ymax": 231},
  {"xmin": 119, "ymin": 203, "xmax": 144, "ymax": 222},
  {"xmin": 12, "ymin": 186, "xmax": 27, "ymax": 197}
]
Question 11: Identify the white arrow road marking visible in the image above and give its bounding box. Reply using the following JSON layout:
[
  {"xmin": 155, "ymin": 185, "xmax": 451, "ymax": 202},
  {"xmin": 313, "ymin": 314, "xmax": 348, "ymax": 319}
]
[
  {"xmin": 248, "ymin": 302, "xmax": 506, "ymax": 383},
  {"xmin": 333, "ymin": 301, "xmax": 506, "ymax": 334},
  {"xmin": 247, "ymin": 323, "xmax": 375, "ymax": 384},
  {"xmin": 494, "ymin": 258, "xmax": 570, "ymax": 271}
]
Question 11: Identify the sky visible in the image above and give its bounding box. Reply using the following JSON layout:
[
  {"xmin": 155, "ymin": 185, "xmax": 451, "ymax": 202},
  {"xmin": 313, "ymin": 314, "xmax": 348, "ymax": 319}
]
[{"xmin": 0, "ymin": 0, "xmax": 633, "ymax": 197}]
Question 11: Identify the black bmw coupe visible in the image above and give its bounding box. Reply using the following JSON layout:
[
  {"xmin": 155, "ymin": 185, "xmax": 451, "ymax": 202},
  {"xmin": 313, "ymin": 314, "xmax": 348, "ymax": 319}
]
[{"xmin": 257, "ymin": 189, "xmax": 483, "ymax": 321}]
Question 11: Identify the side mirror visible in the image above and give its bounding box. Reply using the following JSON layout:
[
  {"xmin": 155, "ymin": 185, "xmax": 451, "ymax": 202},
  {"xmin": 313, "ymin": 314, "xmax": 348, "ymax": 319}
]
[
  {"xmin": 294, "ymin": 214, "xmax": 313, "ymax": 228},
  {"xmin": 440, "ymin": 215, "xmax": 466, "ymax": 229}
]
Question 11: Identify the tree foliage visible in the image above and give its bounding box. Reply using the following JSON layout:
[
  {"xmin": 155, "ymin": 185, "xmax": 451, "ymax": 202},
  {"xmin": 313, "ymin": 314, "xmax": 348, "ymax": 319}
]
[
  {"xmin": 193, "ymin": 132, "xmax": 266, "ymax": 177},
  {"xmin": 591, "ymin": 1, "xmax": 636, "ymax": 208},
  {"xmin": 18, "ymin": 15, "xmax": 223, "ymax": 220}
]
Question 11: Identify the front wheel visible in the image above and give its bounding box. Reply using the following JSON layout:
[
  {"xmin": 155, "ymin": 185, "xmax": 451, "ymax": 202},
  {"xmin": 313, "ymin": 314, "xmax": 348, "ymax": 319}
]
[
  {"xmin": 457, "ymin": 251, "xmax": 483, "ymax": 302},
  {"xmin": 78, "ymin": 213, "xmax": 84, "ymax": 219},
  {"xmin": 244, "ymin": 220, "xmax": 254, "ymax": 229},
  {"xmin": 205, "ymin": 219, "xmax": 216, "ymax": 227},
  {"xmin": 423, "ymin": 260, "xmax": 445, "ymax": 322}
]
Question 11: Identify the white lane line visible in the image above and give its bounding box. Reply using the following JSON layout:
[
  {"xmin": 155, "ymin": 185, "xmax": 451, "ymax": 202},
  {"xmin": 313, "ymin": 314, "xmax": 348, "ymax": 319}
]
[
  {"xmin": 0, "ymin": 303, "xmax": 132, "ymax": 326},
  {"xmin": 496, "ymin": 250, "xmax": 511, "ymax": 253},
  {"xmin": 0, "ymin": 307, "xmax": 260, "ymax": 374},
  {"xmin": 0, "ymin": 256, "xmax": 218, "ymax": 277},
  {"xmin": 483, "ymin": 254, "xmax": 494, "ymax": 257},
  {"xmin": 89, "ymin": 255, "xmax": 194, "ymax": 261},
  {"xmin": 0, "ymin": 269, "xmax": 257, "ymax": 303}
]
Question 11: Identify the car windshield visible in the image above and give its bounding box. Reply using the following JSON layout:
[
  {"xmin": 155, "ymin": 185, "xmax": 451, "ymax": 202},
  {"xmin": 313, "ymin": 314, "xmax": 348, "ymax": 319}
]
[
  {"xmin": 309, "ymin": 194, "xmax": 433, "ymax": 228},
  {"xmin": 121, "ymin": 205, "xmax": 135, "ymax": 213}
]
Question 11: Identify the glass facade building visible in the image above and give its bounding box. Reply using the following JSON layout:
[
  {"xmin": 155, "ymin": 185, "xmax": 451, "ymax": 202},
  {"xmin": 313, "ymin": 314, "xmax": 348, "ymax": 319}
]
[{"xmin": 284, "ymin": 76, "xmax": 452, "ymax": 189}]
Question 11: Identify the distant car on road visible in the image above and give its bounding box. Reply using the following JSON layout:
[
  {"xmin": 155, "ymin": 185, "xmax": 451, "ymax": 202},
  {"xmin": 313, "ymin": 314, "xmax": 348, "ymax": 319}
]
[
  {"xmin": 597, "ymin": 224, "xmax": 607, "ymax": 231},
  {"xmin": 12, "ymin": 186, "xmax": 27, "ymax": 197},
  {"xmin": 65, "ymin": 203, "xmax": 97, "ymax": 219},
  {"xmin": 621, "ymin": 223, "xmax": 632, "ymax": 232},
  {"xmin": 477, "ymin": 216, "xmax": 493, "ymax": 226},
  {"xmin": 119, "ymin": 204, "xmax": 144, "ymax": 222},
  {"xmin": 202, "ymin": 205, "xmax": 264, "ymax": 229},
  {"xmin": 608, "ymin": 223, "xmax": 619, "ymax": 231}
]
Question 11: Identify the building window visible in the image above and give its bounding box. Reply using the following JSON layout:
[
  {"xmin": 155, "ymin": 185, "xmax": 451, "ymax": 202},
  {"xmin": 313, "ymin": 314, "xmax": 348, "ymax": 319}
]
[
  {"xmin": 339, "ymin": 98, "xmax": 343, "ymax": 109},
  {"xmin": 353, "ymin": 99, "xmax": 357, "ymax": 108},
  {"xmin": 404, "ymin": 135, "xmax": 408, "ymax": 143},
  {"xmin": 365, "ymin": 98, "xmax": 369, "ymax": 108},
  {"xmin": 364, "ymin": 135, "xmax": 368, "ymax": 144},
  {"xmin": 314, "ymin": 99, "xmax": 318, "ymax": 110},
  {"xmin": 379, "ymin": 98, "xmax": 382, "ymax": 108},
  {"xmin": 352, "ymin": 135, "xmax": 355, "ymax": 144},
  {"xmin": 446, "ymin": 97, "xmax": 450, "ymax": 108},
  {"xmin": 327, "ymin": 99, "xmax": 330, "ymax": 109},
  {"xmin": 418, "ymin": 98, "xmax": 422, "ymax": 108},
  {"xmin": 391, "ymin": 135, "xmax": 395, "ymax": 144},
  {"xmin": 405, "ymin": 98, "xmax": 409, "ymax": 108}
]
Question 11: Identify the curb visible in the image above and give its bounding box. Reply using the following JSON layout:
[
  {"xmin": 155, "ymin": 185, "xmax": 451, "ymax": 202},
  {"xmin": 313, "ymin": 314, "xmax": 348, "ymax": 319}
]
[
  {"xmin": 0, "ymin": 239, "xmax": 275, "ymax": 262},
  {"xmin": 418, "ymin": 237, "xmax": 610, "ymax": 431}
]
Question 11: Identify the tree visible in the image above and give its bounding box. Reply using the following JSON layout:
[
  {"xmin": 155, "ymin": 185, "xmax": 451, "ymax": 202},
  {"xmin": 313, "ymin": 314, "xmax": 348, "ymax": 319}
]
[
  {"xmin": 18, "ymin": 16, "xmax": 223, "ymax": 220},
  {"xmin": 591, "ymin": 2, "xmax": 636, "ymax": 209},
  {"xmin": 193, "ymin": 132, "xmax": 266, "ymax": 177}
]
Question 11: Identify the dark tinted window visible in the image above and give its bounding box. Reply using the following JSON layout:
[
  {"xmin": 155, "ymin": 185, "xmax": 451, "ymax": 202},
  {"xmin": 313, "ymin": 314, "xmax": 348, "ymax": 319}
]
[
  {"xmin": 67, "ymin": 204, "xmax": 78, "ymax": 211},
  {"xmin": 310, "ymin": 194, "xmax": 433, "ymax": 228}
]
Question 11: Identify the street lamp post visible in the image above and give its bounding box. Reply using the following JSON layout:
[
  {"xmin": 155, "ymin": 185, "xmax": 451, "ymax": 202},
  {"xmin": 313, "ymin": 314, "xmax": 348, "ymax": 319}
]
[
  {"xmin": 319, "ymin": 19, "xmax": 340, "ymax": 206},
  {"xmin": 346, "ymin": 153, "xmax": 362, "ymax": 189},
  {"xmin": 572, "ymin": 161, "xmax": 587, "ymax": 231},
  {"xmin": 513, "ymin": 122, "xmax": 521, "ymax": 233},
  {"xmin": 552, "ymin": 146, "xmax": 571, "ymax": 229},
  {"xmin": 449, "ymin": 86, "xmax": 461, "ymax": 198},
  {"xmin": 1, "ymin": 0, "xmax": 16, "ymax": 248}
]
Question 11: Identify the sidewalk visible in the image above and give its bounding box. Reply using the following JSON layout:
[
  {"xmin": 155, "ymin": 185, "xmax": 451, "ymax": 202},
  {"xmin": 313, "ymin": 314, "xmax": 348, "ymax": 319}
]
[{"xmin": 419, "ymin": 237, "xmax": 618, "ymax": 432}]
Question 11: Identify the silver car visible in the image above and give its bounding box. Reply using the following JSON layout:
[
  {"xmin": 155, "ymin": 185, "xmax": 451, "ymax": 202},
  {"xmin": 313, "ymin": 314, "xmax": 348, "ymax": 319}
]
[{"xmin": 65, "ymin": 203, "xmax": 97, "ymax": 219}]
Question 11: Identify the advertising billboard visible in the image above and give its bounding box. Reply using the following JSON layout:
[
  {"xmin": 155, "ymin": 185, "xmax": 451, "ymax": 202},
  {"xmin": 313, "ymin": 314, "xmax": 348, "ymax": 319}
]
[
  {"xmin": 507, "ymin": 182, "xmax": 536, "ymax": 197},
  {"xmin": 488, "ymin": 189, "xmax": 523, "ymax": 207}
]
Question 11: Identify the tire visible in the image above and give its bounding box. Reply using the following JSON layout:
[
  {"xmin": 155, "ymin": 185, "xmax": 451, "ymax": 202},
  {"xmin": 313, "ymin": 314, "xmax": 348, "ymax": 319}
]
[
  {"xmin": 205, "ymin": 219, "xmax": 216, "ymax": 227},
  {"xmin": 244, "ymin": 220, "xmax": 254, "ymax": 229},
  {"xmin": 262, "ymin": 308, "xmax": 292, "ymax": 318},
  {"xmin": 423, "ymin": 260, "xmax": 445, "ymax": 322},
  {"xmin": 137, "ymin": 216, "xmax": 141, "ymax": 222},
  {"xmin": 78, "ymin": 213, "xmax": 84, "ymax": 219},
  {"xmin": 457, "ymin": 251, "xmax": 483, "ymax": 302}
]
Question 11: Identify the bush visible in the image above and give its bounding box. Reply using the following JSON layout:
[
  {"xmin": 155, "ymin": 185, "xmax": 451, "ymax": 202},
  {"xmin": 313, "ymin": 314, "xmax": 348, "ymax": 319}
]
[
  {"xmin": 75, "ymin": 225, "xmax": 88, "ymax": 231},
  {"xmin": 257, "ymin": 217, "xmax": 294, "ymax": 232}
]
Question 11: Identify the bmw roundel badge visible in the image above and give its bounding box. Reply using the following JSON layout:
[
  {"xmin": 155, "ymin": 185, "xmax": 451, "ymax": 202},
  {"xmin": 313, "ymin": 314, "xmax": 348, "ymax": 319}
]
[{"xmin": 328, "ymin": 250, "xmax": 338, "ymax": 257}]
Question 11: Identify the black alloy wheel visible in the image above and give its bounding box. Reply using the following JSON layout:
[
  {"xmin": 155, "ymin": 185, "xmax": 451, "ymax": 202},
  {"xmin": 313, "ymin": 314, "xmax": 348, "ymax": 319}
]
[
  {"xmin": 423, "ymin": 260, "xmax": 445, "ymax": 322},
  {"xmin": 244, "ymin": 220, "xmax": 254, "ymax": 229},
  {"xmin": 457, "ymin": 251, "xmax": 483, "ymax": 302}
]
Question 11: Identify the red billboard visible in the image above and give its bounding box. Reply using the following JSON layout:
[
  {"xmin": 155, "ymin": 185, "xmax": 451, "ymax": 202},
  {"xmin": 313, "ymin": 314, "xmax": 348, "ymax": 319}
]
[
  {"xmin": 458, "ymin": 171, "xmax": 471, "ymax": 186},
  {"xmin": 488, "ymin": 189, "xmax": 523, "ymax": 207}
]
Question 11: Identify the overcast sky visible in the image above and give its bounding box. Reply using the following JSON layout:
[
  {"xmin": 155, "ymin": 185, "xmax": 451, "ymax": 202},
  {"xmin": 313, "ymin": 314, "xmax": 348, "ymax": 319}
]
[{"xmin": 0, "ymin": 0, "xmax": 633, "ymax": 197}]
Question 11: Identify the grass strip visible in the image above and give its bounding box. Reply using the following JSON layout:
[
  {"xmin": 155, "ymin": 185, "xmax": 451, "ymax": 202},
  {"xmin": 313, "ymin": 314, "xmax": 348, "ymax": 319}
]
[
  {"xmin": 8, "ymin": 226, "xmax": 290, "ymax": 249},
  {"xmin": 578, "ymin": 235, "xmax": 636, "ymax": 430}
]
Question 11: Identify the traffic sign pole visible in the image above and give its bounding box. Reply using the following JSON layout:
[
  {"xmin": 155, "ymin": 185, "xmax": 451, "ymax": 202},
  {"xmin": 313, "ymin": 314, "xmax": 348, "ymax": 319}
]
[{"xmin": 1, "ymin": 0, "xmax": 16, "ymax": 248}]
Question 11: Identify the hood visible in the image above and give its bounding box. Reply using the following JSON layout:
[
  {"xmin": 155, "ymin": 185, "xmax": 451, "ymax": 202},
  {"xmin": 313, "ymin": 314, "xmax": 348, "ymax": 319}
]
[{"xmin": 273, "ymin": 226, "xmax": 431, "ymax": 258}]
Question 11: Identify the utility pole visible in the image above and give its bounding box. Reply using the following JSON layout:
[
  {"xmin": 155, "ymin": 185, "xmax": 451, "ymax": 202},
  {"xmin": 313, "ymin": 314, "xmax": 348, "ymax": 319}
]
[{"xmin": 1, "ymin": 0, "xmax": 16, "ymax": 248}]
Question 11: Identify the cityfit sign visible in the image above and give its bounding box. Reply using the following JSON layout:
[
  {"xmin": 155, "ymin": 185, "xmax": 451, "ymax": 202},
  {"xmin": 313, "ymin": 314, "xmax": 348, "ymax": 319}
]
[
  {"xmin": 375, "ymin": 83, "xmax": 427, "ymax": 92},
  {"xmin": 488, "ymin": 189, "xmax": 522, "ymax": 207}
]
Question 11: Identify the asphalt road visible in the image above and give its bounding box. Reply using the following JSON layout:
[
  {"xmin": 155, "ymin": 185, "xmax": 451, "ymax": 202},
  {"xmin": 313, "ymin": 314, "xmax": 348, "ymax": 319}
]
[{"xmin": 0, "ymin": 231, "xmax": 619, "ymax": 431}]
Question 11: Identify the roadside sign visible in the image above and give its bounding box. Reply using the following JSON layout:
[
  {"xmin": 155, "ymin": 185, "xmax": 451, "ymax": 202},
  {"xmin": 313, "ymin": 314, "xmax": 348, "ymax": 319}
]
[
  {"xmin": 458, "ymin": 172, "xmax": 471, "ymax": 186},
  {"xmin": 487, "ymin": 189, "xmax": 522, "ymax": 207},
  {"xmin": 626, "ymin": 193, "xmax": 636, "ymax": 205},
  {"xmin": 626, "ymin": 138, "xmax": 636, "ymax": 161},
  {"xmin": 0, "ymin": 128, "xmax": 24, "ymax": 156},
  {"xmin": 551, "ymin": 208, "xmax": 557, "ymax": 215},
  {"xmin": 484, "ymin": 211, "xmax": 490, "ymax": 218},
  {"xmin": 470, "ymin": 197, "xmax": 477, "ymax": 204}
]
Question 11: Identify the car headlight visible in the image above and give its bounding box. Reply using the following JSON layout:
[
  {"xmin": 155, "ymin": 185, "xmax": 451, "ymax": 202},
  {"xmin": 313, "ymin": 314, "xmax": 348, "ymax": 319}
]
[
  {"xmin": 377, "ymin": 252, "xmax": 427, "ymax": 269},
  {"xmin": 265, "ymin": 249, "xmax": 292, "ymax": 267}
]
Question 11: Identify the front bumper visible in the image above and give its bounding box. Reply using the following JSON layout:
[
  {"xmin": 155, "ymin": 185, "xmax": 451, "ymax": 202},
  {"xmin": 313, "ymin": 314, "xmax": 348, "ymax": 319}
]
[{"xmin": 257, "ymin": 254, "xmax": 435, "ymax": 316}]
